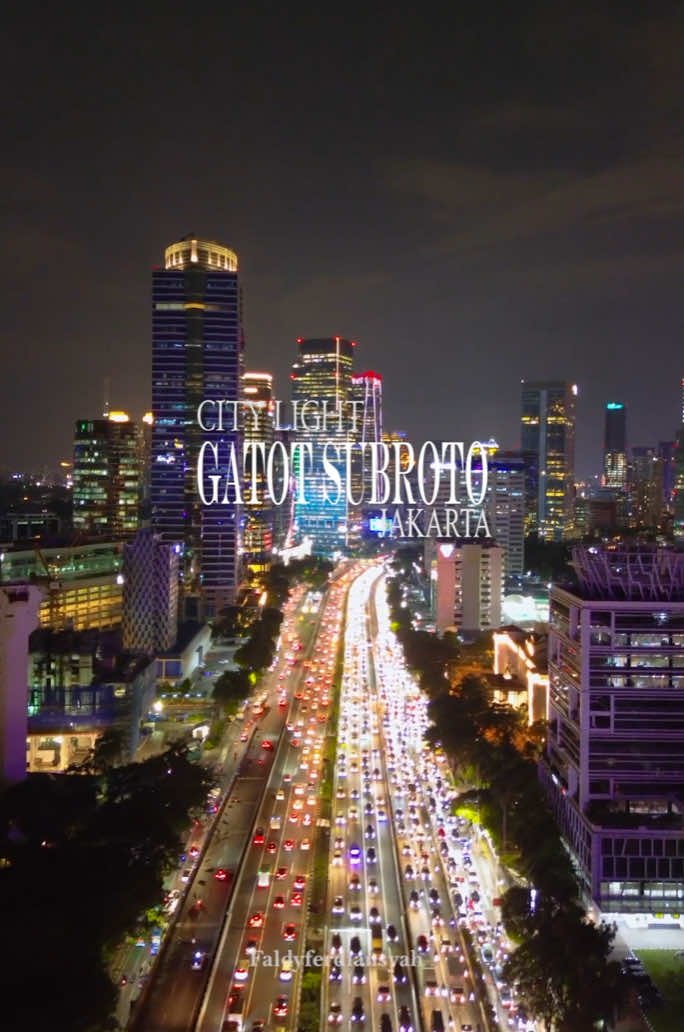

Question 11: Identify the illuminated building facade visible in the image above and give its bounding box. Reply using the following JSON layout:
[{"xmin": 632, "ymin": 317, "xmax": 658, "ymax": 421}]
[
  {"xmin": 603, "ymin": 402, "xmax": 627, "ymax": 491},
  {"xmin": 489, "ymin": 453, "xmax": 525, "ymax": 579},
  {"xmin": 542, "ymin": 546, "xmax": 684, "ymax": 913},
  {"xmin": 674, "ymin": 430, "xmax": 684, "ymax": 546},
  {"xmin": 290, "ymin": 337, "xmax": 355, "ymax": 555},
  {"xmin": 0, "ymin": 541, "xmax": 123, "ymax": 632},
  {"xmin": 521, "ymin": 380, "xmax": 576, "ymax": 541},
  {"xmin": 73, "ymin": 413, "xmax": 142, "ymax": 537},
  {"xmin": 241, "ymin": 371, "xmax": 275, "ymax": 572},
  {"xmin": 492, "ymin": 626, "xmax": 548, "ymax": 724},
  {"xmin": 151, "ymin": 236, "xmax": 243, "ymax": 614},
  {"xmin": 351, "ymin": 371, "xmax": 383, "ymax": 510}
]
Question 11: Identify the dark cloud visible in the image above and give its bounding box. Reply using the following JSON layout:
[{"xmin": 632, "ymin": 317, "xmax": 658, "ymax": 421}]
[{"xmin": 1, "ymin": 4, "xmax": 682, "ymax": 477}]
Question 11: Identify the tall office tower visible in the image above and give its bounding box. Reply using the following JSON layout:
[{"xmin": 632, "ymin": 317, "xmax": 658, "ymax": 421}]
[
  {"xmin": 426, "ymin": 538, "xmax": 504, "ymax": 635},
  {"xmin": 241, "ymin": 371, "xmax": 275, "ymax": 573},
  {"xmin": 73, "ymin": 413, "xmax": 142, "ymax": 537},
  {"xmin": 290, "ymin": 337, "xmax": 355, "ymax": 555},
  {"xmin": 659, "ymin": 440, "xmax": 676, "ymax": 512},
  {"xmin": 629, "ymin": 446, "xmax": 664, "ymax": 529},
  {"xmin": 122, "ymin": 527, "xmax": 179, "ymax": 653},
  {"xmin": 0, "ymin": 584, "xmax": 43, "ymax": 781},
  {"xmin": 151, "ymin": 236, "xmax": 243, "ymax": 615},
  {"xmin": 489, "ymin": 452, "xmax": 526, "ymax": 579},
  {"xmin": 520, "ymin": 380, "xmax": 577, "ymax": 541},
  {"xmin": 603, "ymin": 402, "xmax": 627, "ymax": 490},
  {"xmin": 542, "ymin": 545, "xmax": 684, "ymax": 914},
  {"xmin": 139, "ymin": 412, "xmax": 154, "ymax": 511}
]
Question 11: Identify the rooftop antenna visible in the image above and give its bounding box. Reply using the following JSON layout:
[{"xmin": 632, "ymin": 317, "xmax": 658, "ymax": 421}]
[{"xmin": 103, "ymin": 376, "xmax": 111, "ymax": 418}]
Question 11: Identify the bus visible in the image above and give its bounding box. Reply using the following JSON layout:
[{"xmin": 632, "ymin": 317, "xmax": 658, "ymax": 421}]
[{"xmin": 257, "ymin": 864, "xmax": 272, "ymax": 888}]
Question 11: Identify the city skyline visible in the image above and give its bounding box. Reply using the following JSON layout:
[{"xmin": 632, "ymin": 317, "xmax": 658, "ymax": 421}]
[{"xmin": 2, "ymin": 7, "xmax": 682, "ymax": 478}]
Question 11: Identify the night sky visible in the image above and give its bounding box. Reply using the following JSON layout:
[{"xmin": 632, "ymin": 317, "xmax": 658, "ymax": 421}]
[{"xmin": 2, "ymin": 5, "xmax": 682, "ymax": 478}]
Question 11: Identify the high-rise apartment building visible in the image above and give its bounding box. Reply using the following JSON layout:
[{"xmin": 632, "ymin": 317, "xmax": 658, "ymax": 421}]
[
  {"xmin": 674, "ymin": 430, "xmax": 684, "ymax": 547},
  {"xmin": 427, "ymin": 538, "xmax": 503, "ymax": 635},
  {"xmin": 151, "ymin": 236, "xmax": 243, "ymax": 615},
  {"xmin": 73, "ymin": 413, "xmax": 141, "ymax": 536},
  {"xmin": 489, "ymin": 452, "xmax": 526, "ymax": 579},
  {"xmin": 520, "ymin": 380, "xmax": 577, "ymax": 541},
  {"xmin": 542, "ymin": 546, "xmax": 684, "ymax": 913},
  {"xmin": 290, "ymin": 337, "xmax": 355, "ymax": 555},
  {"xmin": 629, "ymin": 446, "xmax": 664, "ymax": 529},
  {"xmin": 122, "ymin": 527, "xmax": 179, "ymax": 654},
  {"xmin": 241, "ymin": 371, "xmax": 275, "ymax": 573},
  {"xmin": 603, "ymin": 402, "xmax": 627, "ymax": 491},
  {"xmin": 0, "ymin": 584, "xmax": 43, "ymax": 781}
]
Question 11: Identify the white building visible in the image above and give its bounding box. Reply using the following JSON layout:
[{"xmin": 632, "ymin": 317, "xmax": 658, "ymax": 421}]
[
  {"xmin": 542, "ymin": 546, "xmax": 684, "ymax": 914},
  {"xmin": 0, "ymin": 584, "xmax": 43, "ymax": 781},
  {"xmin": 427, "ymin": 539, "xmax": 504, "ymax": 636}
]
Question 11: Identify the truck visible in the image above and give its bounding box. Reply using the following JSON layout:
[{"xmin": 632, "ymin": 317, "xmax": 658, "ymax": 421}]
[{"xmin": 446, "ymin": 954, "xmax": 466, "ymax": 1003}]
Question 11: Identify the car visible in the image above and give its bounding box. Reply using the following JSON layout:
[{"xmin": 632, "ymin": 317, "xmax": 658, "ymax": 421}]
[
  {"xmin": 189, "ymin": 845, "xmax": 200, "ymax": 858},
  {"xmin": 366, "ymin": 847, "xmax": 376, "ymax": 863},
  {"xmin": 394, "ymin": 959, "xmax": 408, "ymax": 984},
  {"xmin": 276, "ymin": 788, "xmax": 285, "ymax": 801},
  {"xmin": 377, "ymin": 985, "xmax": 391, "ymax": 1002},
  {"xmin": 328, "ymin": 1002, "xmax": 343, "ymax": 1024},
  {"xmin": 240, "ymin": 730, "xmax": 249, "ymax": 741},
  {"xmin": 365, "ymin": 824, "xmax": 375, "ymax": 839},
  {"xmin": 417, "ymin": 934, "xmax": 429, "ymax": 953},
  {"xmin": 333, "ymin": 849, "xmax": 343, "ymax": 865},
  {"xmin": 350, "ymin": 997, "xmax": 365, "ymax": 1023},
  {"xmin": 369, "ymin": 906, "xmax": 381, "ymax": 923},
  {"xmin": 273, "ymin": 995, "xmax": 289, "ymax": 1016},
  {"xmin": 190, "ymin": 950, "xmax": 207, "ymax": 970},
  {"xmin": 300, "ymin": 837, "xmax": 311, "ymax": 850},
  {"xmin": 377, "ymin": 809, "xmax": 387, "ymax": 821},
  {"xmin": 353, "ymin": 963, "xmax": 366, "ymax": 984},
  {"xmin": 244, "ymin": 938, "xmax": 258, "ymax": 954},
  {"xmin": 248, "ymin": 912, "xmax": 264, "ymax": 927},
  {"xmin": 253, "ymin": 829, "xmax": 265, "ymax": 845},
  {"xmin": 398, "ymin": 1006, "xmax": 413, "ymax": 1032},
  {"xmin": 429, "ymin": 888, "xmax": 440, "ymax": 905},
  {"xmin": 405, "ymin": 865, "xmax": 414, "ymax": 880},
  {"xmin": 280, "ymin": 957, "xmax": 294, "ymax": 982},
  {"xmin": 293, "ymin": 875, "xmax": 306, "ymax": 891},
  {"xmin": 481, "ymin": 944, "xmax": 494, "ymax": 965},
  {"xmin": 283, "ymin": 839, "xmax": 295, "ymax": 851},
  {"xmin": 386, "ymin": 923, "xmax": 398, "ymax": 941},
  {"xmin": 283, "ymin": 922, "xmax": 297, "ymax": 941},
  {"xmin": 273, "ymin": 895, "xmax": 285, "ymax": 909},
  {"xmin": 283, "ymin": 773, "xmax": 292, "ymax": 783},
  {"xmin": 261, "ymin": 740, "xmax": 273, "ymax": 750},
  {"xmin": 349, "ymin": 904, "xmax": 362, "ymax": 920},
  {"xmin": 381, "ymin": 1015, "xmax": 393, "ymax": 1032},
  {"xmin": 461, "ymin": 1026, "xmax": 473, "ymax": 1032},
  {"xmin": 349, "ymin": 843, "xmax": 362, "ymax": 863},
  {"xmin": 349, "ymin": 873, "xmax": 361, "ymax": 891},
  {"xmin": 276, "ymin": 866, "xmax": 288, "ymax": 879},
  {"xmin": 234, "ymin": 965, "xmax": 249, "ymax": 982},
  {"xmin": 350, "ymin": 935, "xmax": 362, "ymax": 957},
  {"xmin": 181, "ymin": 868, "xmax": 192, "ymax": 882},
  {"xmin": 330, "ymin": 933, "xmax": 342, "ymax": 955},
  {"xmin": 215, "ymin": 867, "xmax": 230, "ymax": 881},
  {"xmin": 409, "ymin": 890, "xmax": 420, "ymax": 909},
  {"xmin": 265, "ymin": 840, "xmax": 278, "ymax": 855},
  {"xmin": 368, "ymin": 878, "xmax": 379, "ymax": 894},
  {"xmin": 332, "ymin": 895, "xmax": 345, "ymax": 915},
  {"xmin": 329, "ymin": 961, "xmax": 343, "ymax": 982}
]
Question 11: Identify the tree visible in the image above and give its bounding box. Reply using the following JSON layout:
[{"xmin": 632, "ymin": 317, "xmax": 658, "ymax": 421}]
[{"xmin": 213, "ymin": 668, "xmax": 250, "ymax": 713}]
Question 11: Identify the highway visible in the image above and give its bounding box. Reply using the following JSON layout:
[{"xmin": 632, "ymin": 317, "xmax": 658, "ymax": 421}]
[
  {"xmin": 195, "ymin": 567, "xmax": 355, "ymax": 1032},
  {"xmin": 128, "ymin": 582, "xmax": 328, "ymax": 1031}
]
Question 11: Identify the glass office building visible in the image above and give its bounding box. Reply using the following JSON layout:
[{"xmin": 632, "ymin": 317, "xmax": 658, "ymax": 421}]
[
  {"xmin": 151, "ymin": 237, "xmax": 243, "ymax": 615},
  {"xmin": 521, "ymin": 380, "xmax": 577, "ymax": 541}
]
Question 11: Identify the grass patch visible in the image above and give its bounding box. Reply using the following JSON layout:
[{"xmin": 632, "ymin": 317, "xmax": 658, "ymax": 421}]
[{"xmin": 636, "ymin": 950, "xmax": 684, "ymax": 1032}]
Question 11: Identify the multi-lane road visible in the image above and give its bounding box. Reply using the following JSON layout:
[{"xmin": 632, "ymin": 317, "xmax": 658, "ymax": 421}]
[{"xmin": 130, "ymin": 561, "xmax": 535, "ymax": 1031}]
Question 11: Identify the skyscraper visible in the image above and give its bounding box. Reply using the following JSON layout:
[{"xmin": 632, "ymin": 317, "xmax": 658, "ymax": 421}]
[
  {"xmin": 350, "ymin": 370, "xmax": 383, "ymax": 532},
  {"xmin": 151, "ymin": 236, "xmax": 243, "ymax": 615},
  {"xmin": 489, "ymin": 452, "xmax": 526, "ymax": 579},
  {"xmin": 122, "ymin": 527, "xmax": 179, "ymax": 654},
  {"xmin": 520, "ymin": 380, "xmax": 577, "ymax": 541},
  {"xmin": 629, "ymin": 446, "xmax": 664, "ymax": 529},
  {"xmin": 241, "ymin": 371, "xmax": 275, "ymax": 573},
  {"xmin": 603, "ymin": 402, "xmax": 627, "ymax": 490},
  {"xmin": 290, "ymin": 337, "xmax": 355, "ymax": 555},
  {"xmin": 73, "ymin": 413, "xmax": 141, "ymax": 536}
]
